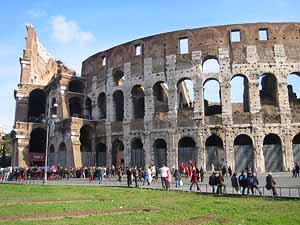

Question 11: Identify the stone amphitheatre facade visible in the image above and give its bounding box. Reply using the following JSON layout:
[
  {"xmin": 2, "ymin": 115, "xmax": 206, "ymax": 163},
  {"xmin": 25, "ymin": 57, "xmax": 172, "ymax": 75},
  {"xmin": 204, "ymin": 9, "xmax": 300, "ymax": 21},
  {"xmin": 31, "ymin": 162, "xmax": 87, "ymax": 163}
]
[{"xmin": 12, "ymin": 22, "xmax": 300, "ymax": 173}]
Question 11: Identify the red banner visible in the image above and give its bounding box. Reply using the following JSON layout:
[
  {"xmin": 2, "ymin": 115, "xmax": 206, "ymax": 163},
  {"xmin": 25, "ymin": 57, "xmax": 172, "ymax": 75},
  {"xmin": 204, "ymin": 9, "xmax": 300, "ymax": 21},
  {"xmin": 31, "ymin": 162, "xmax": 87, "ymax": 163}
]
[{"xmin": 29, "ymin": 153, "xmax": 45, "ymax": 162}]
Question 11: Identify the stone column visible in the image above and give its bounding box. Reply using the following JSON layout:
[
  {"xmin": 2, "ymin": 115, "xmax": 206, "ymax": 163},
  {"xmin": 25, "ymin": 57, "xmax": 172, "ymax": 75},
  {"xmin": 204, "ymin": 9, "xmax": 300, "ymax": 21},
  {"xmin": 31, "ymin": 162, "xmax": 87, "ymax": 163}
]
[
  {"xmin": 144, "ymin": 133, "xmax": 151, "ymax": 167},
  {"xmin": 168, "ymin": 131, "xmax": 177, "ymax": 168},
  {"xmin": 220, "ymin": 80, "xmax": 232, "ymax": 125},
  {"xmin": 249, "ymin": 77, "xmax": 262, "ymax": 124},
  {"xmin": 277, "ymin": 76, "xmax": 291, "ymax": 124}
]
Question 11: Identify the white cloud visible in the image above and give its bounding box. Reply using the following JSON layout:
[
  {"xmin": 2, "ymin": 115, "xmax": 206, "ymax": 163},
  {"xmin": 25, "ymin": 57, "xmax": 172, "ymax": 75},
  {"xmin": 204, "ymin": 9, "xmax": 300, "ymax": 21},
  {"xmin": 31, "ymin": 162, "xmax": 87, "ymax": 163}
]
[{"xmin": 51, "ymin": 16, "xmax": 95, "ymax": 44}]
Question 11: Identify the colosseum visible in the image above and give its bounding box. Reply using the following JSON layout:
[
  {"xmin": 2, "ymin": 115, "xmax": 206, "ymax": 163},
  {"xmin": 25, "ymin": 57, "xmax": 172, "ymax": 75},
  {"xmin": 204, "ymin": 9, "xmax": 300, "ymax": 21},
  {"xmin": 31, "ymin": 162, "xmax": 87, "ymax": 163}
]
[{"xmin": 12, "ymin": 22, "xmax": 300, "ymax": 173}]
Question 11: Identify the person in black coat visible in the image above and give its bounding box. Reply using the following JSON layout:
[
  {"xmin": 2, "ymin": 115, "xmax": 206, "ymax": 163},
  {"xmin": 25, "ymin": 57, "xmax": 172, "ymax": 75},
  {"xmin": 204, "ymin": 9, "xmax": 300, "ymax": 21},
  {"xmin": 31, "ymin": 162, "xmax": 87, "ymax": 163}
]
[{"xmin": 238, "ymin": 171, "xmax": 247, "ymax": 195}]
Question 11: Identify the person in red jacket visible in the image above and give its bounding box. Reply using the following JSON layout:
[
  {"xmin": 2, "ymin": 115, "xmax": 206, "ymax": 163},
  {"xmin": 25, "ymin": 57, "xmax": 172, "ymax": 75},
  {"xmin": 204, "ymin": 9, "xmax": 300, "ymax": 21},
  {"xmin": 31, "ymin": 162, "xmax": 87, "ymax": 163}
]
[{"xmin": 189, "ymin": 169, "xmax": 200, "ymax": 191}]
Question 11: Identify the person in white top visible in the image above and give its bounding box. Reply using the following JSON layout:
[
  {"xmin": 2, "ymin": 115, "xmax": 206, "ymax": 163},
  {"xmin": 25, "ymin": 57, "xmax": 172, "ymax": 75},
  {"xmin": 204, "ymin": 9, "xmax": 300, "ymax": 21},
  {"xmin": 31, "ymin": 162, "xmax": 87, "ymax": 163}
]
[{"xmin": 159, "ymin": 165, "xmax": 169, "ymax": 190}]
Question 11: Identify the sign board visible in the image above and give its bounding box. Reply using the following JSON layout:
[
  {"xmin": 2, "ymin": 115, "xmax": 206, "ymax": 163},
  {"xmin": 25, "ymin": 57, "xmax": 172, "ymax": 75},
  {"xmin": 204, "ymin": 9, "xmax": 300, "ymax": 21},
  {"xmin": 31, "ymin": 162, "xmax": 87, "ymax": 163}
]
[{"xmin": 29, "ymin": 153, "xmax": 45, "ymax": 162}]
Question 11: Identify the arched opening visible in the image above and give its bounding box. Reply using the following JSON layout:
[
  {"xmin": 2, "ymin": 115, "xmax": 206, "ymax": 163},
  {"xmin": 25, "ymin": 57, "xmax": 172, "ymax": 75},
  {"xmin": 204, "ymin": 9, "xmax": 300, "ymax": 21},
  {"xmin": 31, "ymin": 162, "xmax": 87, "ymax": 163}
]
[
  {"xmin": 68, "ymin": 79, "xmax": 84, "ymax": 93},
  {"xmin": 231, "ymin": 75, "xmax": 250, "ymax": 113},
  {"xmin": 287, "ymin": 73, "xmax": 300, "ymax": 122},
  {"xmin": 113, "ymin": 70, "xmax": 125, "ymax": 86},
  {"xmin": 202, "ymin": 58, "xmax": 220, "ymax": 73},
  {"xmin": 58, "ymin": 142, "xmax": 67, "ymax": 167},
  {"xmin": 177, "ymin": 78, "xmax": 194, "ymax": 111},
  {"xmin": 205, "ymin": 134, "xmax": 225, "ymax": 171},
  {"xmin": 96, "ymin": 143, "xmax": 107, "ymax": 167},
  {"xmin": 131, "ymin": 85, "xmax": 145, "ymax": 119},
  {"xmin": 178, "ymin": 137, "xmax": 196, "ymax": 168},
  {"xmin": 29, "ymin": 128, "xmax": 47, "ymax": 166},
  {"xmin": 131, "ymin": 138, "xmax": 144, "ymax": 167},
  {"xmin": 153, "ymin": 139, "xmax": 167, "ymax": 167},
  {"xmin": 80, "ymin": 125, "xmax": 94, "ymax": 166},
  {"xmin": 234, "ymin": 134, "xmax": 254, "ymax": 172},
  {"xmin": 263, "ymin": 133, "xmax": 283, "ymax": 172},
  {"xmin": 85, "ymin": 97, "xmax": 92, "ymax": 120},
  {"xmin": 48, "ymin": 144, "xmax": 55, "ymax": 166},
  {"xmin": 28, "ymin": 89, "xmax": 46, "ymax": 122},
  {"xmin": 292, "ymin": 133, "xmax": 300, "ymax": 165},
  {"xmin": 97, "ymin": 92, "xmax": 106, "ymax": 119},
  {"xmin": 112, "ymin": 139, "xmax": 125, "ymax": 168},
  {"xmin": 259, "ymin": 73, "xmax": 278, "ymax": 106},
  {"xmin": 203, "ymin": 79, "xmax": 221, "ymax": 116},
  {"xmin": 69, "ymin": 97, "xmax": 82, "ymax": 118},
  {"xmin": 113, "ymin": 90, "xmax": 124, "ymax": 121},
  {"xmin": 153, "ymin": 82, "xmax": 169, "ymax": 113}
]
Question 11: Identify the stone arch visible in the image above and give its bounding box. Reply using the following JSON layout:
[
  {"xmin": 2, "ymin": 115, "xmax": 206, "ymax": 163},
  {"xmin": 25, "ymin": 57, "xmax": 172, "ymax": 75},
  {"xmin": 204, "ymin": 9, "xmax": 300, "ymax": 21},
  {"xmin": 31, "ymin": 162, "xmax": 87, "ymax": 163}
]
[
  {"xmin": 292, "ymin": 133, "xmax": 300, "ymax": 165},
  {"xmin": 113, "ymin": 90, "xmax": 124, "ymax": 121},
  {"xmin": 97, "ymin": 92, "xmax": 106, "ymax": 119},
  {"xmin": 259, "ymin": 73, "xmax": 279, "ymax": 107},
  {"xmin": 48, "ymin": 144, "xmax": 55, "ymax": 166},
  {"xmin": 58, "ymin": 142, "xmax": 67, "ymax": 167},
  {"xmin": 69, "ymin": 97, "xmax": 82, "ymax": 118},
  {"xmin": 68, "ymin": 79, "xmax": 84, "ymax": 93},
  {"xmin": 113, "ymin": 70, "xmax": 125, "ymax": 86},
  {"xmin": 287, "ymin": 73, "xmax": 300, "ymax": 122},
  {"xmin": 96, "ymin": 143, "xmax": 107, "ymax": 167},
  {"xmin": 29, "ymin": 128, "xmax": 47, "ymax": 166},
  {"xmin": 205, "ymin": 134, "xmax": 225, "ymax": 171},
  {"xmin": 203, "ymin": 78, "xmax": 221, "ymax": 116},
  {"xmin": 131, "ymin": 138, "xmax": 145, "ymax": 167},
  {"xmin": 177, "ymin": 78, "xmax": 194, "ymax": 110},
  {"xmin": 231, "ymin": 74, "xmax": 250, "ymax": 113},
  {"xmin": 153, "ymin": 138, "xmax": 167, "ymax": 167},
  {"xmin": 202, "ymin": 56, "xmax": 220, "ymax": 73},
  {"xmin": 131, "ymin": 85, "xmax": 145, "ymax": 119},
  {"xmin": 234, "ymin": 134, "xmax": 254, "ymax": 172},
  {"xmin": 79, "ymin": 125, "xmax": 94, "ymax": 166},
  {"xmin": 153, "ymin": 81, "xmax": 169, "ymax": 113},
  {"xmin": 85, "ymin": 97, "xmax": 92, "ymax": 119},
  {"xmin": 263, "ymin": 133, "xmax": 283, "ymax": 172},
  {"xmin": 28, "ymin": 89, "xmax": 46, "ymax": 122},
  {"xmin": 112, "ymin": 139, "xmax": 125, "ymax": 167},
  {"xmin": 178, "ymin": 136, "xmax": 197, "ymax": 168}
]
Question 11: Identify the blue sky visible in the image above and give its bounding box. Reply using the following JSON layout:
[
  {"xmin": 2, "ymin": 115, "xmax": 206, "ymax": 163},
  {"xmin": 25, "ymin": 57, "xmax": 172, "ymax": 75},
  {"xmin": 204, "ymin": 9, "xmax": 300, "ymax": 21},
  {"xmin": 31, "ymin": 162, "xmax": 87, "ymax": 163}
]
[{"xmin": 0, "ymin": 0, "xmax": 300, "ymax": 131}]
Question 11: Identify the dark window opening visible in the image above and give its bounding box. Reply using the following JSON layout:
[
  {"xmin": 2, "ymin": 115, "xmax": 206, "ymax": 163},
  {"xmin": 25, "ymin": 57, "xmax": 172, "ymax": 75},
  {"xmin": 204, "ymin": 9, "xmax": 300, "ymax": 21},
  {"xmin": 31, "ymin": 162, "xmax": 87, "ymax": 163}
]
[
  {"xmin": 85, "ymin": 98, "xmax": 92, "ymax": 120},
  {"xmin": 113, "ymin": 90, "xmax": 124, "ymax": 121},
  {"xmin": 69, "ymin": 97, "xmax": 82, "ymax": 118},
  {"xmin": 131, "ymin": 85, "xmax": 145, "ymax": 119},
  {"xmin": 153, "ymin": 139, "xmax": 167, "ymax": 167},
  {"xmin": 153, "ymin": 82, "xmax": 169, "ymax": 113},
  {"xmin": 68, "ymin": 79, "xmax": 84, "ymax": 93},
  {"xmin": 178, "ymin": 137, "xmax": 196, "ymax": 168},
  {"xmin": 28, "ymin": 89, "xmax": 46, "ymax": 123},
  {"xmin": 97, "ymin": 93, "xmax": 106, "ymax": 119},
  {"xmin": 80, "ymin": 125, "xmax": 93, "ymax": 152},
  {"xmin": 112, "ymin": 139, "xmax": 124, "ymax": 168},
  {"xmin": 131, "ymin": 138, "xmax": 144, "ymax": 167},
  {"xmin": 96, "ymin": 143, "xmax": 107, "ymax": 167},
  {"xmin": 29, "ymin": 128, "xmax": 47, "ymax": 166},
  {"xmin": 205, "ymin": 134, "xmax": 223, "ymax": 147},
  {"xmin": 259, "ymin": 74, "xmax": 278, "ymax": 106},
  {"xmin": 263, "ymin": 133, "xmax": 281, "ymax": 145},
  {"xmin": 234, "ymin": 134, "xmax": 253, "ymax": 145}
]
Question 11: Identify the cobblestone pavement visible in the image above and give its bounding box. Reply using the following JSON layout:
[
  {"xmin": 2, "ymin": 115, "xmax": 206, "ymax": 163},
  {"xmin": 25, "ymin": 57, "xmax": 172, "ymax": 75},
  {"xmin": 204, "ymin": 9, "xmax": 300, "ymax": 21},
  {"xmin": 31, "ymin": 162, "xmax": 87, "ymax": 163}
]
[{"xmin": 2, "ymin": 172, "xmax": 300, "ymax": 198}]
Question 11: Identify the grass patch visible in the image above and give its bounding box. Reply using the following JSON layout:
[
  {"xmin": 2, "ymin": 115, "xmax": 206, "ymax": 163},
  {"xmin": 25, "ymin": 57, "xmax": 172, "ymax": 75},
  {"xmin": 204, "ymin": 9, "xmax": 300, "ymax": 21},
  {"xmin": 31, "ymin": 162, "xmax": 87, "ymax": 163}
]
[{"xmin": 0, "ymin": 184, "xmax": 299, "ymax": 224}]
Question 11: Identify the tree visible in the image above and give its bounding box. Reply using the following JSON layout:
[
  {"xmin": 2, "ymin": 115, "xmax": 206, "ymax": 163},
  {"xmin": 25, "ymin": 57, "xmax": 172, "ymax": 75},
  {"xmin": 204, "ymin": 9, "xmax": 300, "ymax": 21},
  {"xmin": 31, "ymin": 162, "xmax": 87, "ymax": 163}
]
[{"xmin": 0, "ymin": 133, "xmax": 13, "ymax": 158}]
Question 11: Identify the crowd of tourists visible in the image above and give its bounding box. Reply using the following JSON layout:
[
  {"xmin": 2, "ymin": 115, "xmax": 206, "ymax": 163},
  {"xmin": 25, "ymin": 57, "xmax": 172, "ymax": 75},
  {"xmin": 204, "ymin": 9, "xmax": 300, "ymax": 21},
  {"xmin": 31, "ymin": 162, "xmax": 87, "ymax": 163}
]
[{"xmin": 0, "ymin": 161, "xmax": 281, "ymax": 197}]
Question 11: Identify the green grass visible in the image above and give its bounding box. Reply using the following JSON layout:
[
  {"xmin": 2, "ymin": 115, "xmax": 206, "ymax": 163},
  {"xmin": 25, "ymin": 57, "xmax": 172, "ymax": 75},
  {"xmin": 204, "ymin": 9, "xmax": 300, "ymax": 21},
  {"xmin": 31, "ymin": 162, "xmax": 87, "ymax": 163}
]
[{"xmin": 0, "ymin": 184, "xmax": 299, "ymax": 225}]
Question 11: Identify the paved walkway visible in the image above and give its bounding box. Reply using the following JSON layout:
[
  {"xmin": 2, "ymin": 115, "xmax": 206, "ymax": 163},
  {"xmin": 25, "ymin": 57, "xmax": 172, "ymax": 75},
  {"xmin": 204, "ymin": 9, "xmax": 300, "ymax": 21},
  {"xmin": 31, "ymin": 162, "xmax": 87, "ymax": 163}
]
[{"xmin": 2, "ymin": 172, "xmax": 300, "ymax": 198}]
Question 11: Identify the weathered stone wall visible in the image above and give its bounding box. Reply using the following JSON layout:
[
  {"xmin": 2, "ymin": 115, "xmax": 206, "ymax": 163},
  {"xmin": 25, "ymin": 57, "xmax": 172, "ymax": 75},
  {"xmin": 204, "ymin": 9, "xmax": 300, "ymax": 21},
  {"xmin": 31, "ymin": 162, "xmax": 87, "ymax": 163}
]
[{"xmin": 13, "ymin": 23, "xmax": 300, "ymax": 172}]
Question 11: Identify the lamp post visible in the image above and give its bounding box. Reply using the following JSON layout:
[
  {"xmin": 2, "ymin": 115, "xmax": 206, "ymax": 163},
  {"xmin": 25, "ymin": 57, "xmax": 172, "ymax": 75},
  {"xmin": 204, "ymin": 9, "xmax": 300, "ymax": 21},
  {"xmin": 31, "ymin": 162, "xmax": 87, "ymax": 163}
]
[{"xmin": 43, "ymin": 102, "xmax": 58, "ymax": 184}]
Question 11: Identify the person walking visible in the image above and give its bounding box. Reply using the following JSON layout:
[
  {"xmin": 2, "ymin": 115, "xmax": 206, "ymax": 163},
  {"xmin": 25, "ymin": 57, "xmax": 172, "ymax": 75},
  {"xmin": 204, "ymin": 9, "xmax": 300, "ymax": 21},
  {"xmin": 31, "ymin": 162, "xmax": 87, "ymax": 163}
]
[
  {"xmin": 228, "ymin": 166, "xmax": 232, "ymax": 177},
  {"xmin": 126, "ymin": 168, "xmax": 132, "ymax": 187},
  {"xmin": 173, "ymin": 168, "xmax": 181, "ymax": 188},
  {"xmin": 189, "ymin": 169, "xmax": 200, "ymax": 191},
  {"xmin": 295, "ymin": 163, "xmax": 300, "ymax": 178},
  {"xmin": 159, "ymin": 164, "xmax": 169, "ymax": 190},
  {"xmin": 216, "ymin": 172, "xmax": 225, "ymax": 194},
  {"xmin": 199, "ymin": 166, "xmax": 204, "ymax": 182},
  {"xmin": 209, "ymin": 171, "xmax": 217, "ymax": 193},
  {"xmin": 166, "ymin": 168, "xmax": 172, "ymax": 190},
  {"xmin": 266, "ymin": 173, "xmax": 277, "ymax": 197},
  {"xmin": 239, "ymin": 171, "xmax": 248, "ymax": 195},
  {"xmin": 247, "ymin": 171, "xmax": 262, "ymax": 195},
  {"xmin": 231, "ymin": 173, "xmax": 240, "ymax": 194}
]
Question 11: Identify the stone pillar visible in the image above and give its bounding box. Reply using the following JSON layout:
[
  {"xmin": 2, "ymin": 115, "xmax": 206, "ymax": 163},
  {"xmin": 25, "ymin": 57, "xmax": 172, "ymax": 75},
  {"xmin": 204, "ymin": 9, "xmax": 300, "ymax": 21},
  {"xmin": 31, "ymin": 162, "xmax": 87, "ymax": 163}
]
[
  {"xmin": 220, "ymin": 80, "xmax": 232, "ymax": 125},
  {"xmin": 16, "ymin": 137, "xmax": 29, "ymax": 167},
  {"xmin": 253, "ymin": 129, "xmax": 265, "ymax": 173},
  {"xmin": 249, "ymin": 77, "xmax": 262, "ymax": 124},
  {"xmin": 105, "ymin": 123, "xmax": 112, "ymax": 166},
  {"xmin": 168, "ymin": 131, "xmax": 177, "ymax": 168},
  {"xmin": 144, "ymin": 133, "xmax": 151, "ymax": 167},
  {"xmin": 166, "ymin": 55, "xmax": 177, "ymax": 121},
  {"xmin": 192, "ymin": 51, "xmax": 203, "ymax": 121},
  {"xmin": 277, "ymin": 76, "xmax": 291, "ymax": 124},
  {"xmin": 124, "ymin": 63, "xmax": 132, "ymax": 121},
  {"xmin": 224, "ymin": 127, "xmax": 234, "ymax": 168}
]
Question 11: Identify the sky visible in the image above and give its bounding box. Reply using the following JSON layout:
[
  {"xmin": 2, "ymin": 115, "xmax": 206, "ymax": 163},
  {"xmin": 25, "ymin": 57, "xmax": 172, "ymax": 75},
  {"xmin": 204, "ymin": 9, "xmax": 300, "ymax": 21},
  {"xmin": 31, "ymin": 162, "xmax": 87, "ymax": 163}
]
[{"xmin": 0, "ymin": 0, "xmax": 300, "ymax": 132}]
